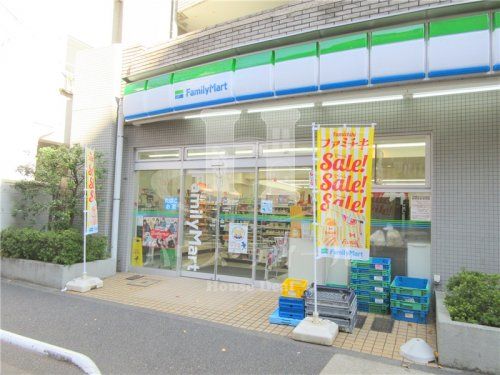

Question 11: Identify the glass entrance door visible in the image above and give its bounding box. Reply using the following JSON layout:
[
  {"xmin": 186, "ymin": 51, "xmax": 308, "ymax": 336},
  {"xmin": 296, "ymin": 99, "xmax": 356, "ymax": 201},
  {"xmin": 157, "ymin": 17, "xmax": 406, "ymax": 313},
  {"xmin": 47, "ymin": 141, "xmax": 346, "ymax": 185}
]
[{"xmin": 181, "ymin": 168, "xmax": 255, "ymax": 282}]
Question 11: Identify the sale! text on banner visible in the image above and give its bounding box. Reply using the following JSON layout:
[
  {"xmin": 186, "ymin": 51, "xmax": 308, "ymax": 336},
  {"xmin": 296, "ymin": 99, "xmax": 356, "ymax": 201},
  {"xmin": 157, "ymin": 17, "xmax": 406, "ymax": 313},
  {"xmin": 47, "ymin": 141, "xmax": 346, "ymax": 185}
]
[
  {"xmin": 85, "ymin": 147, "xmax": 98, "ymax": 235},
  {"xmin": 316, "ymin": 126, "xmax": 374, "ymax": 260}
]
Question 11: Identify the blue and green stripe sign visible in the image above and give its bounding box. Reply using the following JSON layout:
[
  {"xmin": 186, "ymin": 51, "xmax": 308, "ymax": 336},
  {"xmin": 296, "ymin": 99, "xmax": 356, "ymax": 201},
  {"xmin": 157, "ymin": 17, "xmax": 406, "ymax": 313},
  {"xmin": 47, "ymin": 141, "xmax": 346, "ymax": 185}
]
[
  {"xmin": 319, "ymin": 34, "xmax": 368, "ymax": 90},
  {"xmin": 493, "ymin": 12, "xmax": 500, "ymax": 71},
  {"xmin": 234, "ymin": 51, "xmax": 274, "ymax": 101},
  {"xmin": 123, "ymin": 12, "xmax": 496, "ymax": 122},
  {"xmin": 371, "ymin": 25, "xmax": 425, "ymax": 84},
  {"xmin": 428, "ymin": 13, "xmax": 490, "ymax": 77},
  {"xmin": 275, "ymin": 42, "xmax": 318, "ymax": 96}
]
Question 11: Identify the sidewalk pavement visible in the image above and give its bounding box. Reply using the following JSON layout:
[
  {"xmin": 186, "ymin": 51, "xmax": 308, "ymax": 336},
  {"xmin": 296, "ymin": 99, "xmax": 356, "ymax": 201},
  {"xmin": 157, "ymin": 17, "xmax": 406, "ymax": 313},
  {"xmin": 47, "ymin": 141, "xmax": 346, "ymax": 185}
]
[{"xmin": 71, "ymin": 273, "xmax": 438, "ymax": 365}]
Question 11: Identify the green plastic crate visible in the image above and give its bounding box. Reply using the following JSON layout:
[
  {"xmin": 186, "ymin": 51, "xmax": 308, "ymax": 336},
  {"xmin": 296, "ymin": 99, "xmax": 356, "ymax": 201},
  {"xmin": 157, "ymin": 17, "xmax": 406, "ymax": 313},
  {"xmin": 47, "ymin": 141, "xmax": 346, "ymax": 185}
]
[
  {"xmin": 390, "ymin": 299, "xmax": 429, "ymax": 312},
  {"xmin": 351, "ymin": 267, "xmax": 391, "ymax": 276},
  {"xmin": 358, "ymin": 301, "xmax": 390, "ymax": 314},
  {"xmin": 350, "ymin": 283, "xmax": 390, "ymax": 294}
]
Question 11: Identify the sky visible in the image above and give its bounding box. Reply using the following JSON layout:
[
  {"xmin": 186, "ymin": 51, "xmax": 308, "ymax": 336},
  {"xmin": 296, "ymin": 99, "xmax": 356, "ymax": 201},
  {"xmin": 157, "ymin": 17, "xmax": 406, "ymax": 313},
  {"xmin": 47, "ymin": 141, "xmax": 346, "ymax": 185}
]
[{"xmin": 0, "ymin": 0, "xmax": 114, "ymax": 48}]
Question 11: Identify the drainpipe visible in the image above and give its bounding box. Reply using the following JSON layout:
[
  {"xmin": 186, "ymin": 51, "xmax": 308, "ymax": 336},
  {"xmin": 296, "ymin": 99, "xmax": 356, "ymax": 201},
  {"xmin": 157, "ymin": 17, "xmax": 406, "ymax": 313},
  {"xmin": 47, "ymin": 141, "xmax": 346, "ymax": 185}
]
[{"xmin": 110, "ymin": 99, "xmax": 124, "ymax": 264}]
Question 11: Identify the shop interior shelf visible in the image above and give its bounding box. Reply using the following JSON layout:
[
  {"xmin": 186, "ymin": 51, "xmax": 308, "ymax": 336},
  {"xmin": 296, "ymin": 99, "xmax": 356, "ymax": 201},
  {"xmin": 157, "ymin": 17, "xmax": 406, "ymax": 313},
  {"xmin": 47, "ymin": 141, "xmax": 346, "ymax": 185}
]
[{"xmin": 390, "ymin": 276, "xmax": 430, "ymax": 297}]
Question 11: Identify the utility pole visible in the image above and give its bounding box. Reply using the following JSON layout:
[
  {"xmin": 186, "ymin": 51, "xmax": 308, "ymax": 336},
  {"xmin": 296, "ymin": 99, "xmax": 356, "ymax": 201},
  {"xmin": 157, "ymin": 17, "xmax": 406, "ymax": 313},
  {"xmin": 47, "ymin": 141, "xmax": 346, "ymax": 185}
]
[{"xmin": 112, "ymin": 0, "xmax": 123, "ymax": 43}]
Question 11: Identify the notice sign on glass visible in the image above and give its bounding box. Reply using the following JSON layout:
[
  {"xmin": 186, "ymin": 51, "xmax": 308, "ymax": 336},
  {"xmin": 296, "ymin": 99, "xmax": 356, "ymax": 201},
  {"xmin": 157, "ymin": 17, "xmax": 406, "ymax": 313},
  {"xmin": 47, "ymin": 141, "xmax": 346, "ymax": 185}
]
[
  {"xmin": 228, "ymin": 223, "xmax": 248, "ymax": 254},
  {"xmin": 315, "ymin": 126, "xmax": 374, "ymax": 260}
]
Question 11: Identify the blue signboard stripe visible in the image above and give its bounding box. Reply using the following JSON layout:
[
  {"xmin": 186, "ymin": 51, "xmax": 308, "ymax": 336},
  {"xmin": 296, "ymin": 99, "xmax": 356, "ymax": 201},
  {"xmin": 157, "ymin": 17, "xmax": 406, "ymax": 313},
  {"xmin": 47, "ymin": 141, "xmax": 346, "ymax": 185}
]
[
  {"xmin": 371, "ymin": 72, "xmax": 425, "ymax": 84},
  {"xmin": 235, "ymin": 91, "xmax": 274, "ymax": 101},
  {"xmin": 320, "ymin": 79, "xmax": 369, "ymax": 90},
  {"xmin": 275, "ymin": 85, "xmax": 318, "ymax": 96},
  {"xmin": 428, "ymin": 65, "xmax": 489, "ymax": 77},
  {"xmin": 173, "ymin": 97, "xmax": 235, "ymax": 112}
]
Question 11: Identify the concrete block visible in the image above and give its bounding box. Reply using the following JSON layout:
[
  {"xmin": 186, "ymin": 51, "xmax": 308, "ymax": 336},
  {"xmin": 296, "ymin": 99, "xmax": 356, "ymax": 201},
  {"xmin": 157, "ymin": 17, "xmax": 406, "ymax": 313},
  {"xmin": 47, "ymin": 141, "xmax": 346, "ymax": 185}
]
[{"xmin": 436, "ymin": 291, "xmax": 500, "ymax": 374}]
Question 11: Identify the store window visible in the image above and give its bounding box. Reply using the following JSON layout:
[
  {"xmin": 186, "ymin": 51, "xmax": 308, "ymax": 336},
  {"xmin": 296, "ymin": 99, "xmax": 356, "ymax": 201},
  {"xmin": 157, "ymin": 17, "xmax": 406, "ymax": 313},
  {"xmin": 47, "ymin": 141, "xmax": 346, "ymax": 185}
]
[
  {"xmin": 131, "ymin": 170, "xmax": 181, "ymax": 270},
  {"xmin": 185, "ymin": 144, "xmax": 255, "ymax": 159},
  {"xmin": 370, "ymin": 192, "xmax": 431, "ymax": 279},
  {"xmin": 137, "ymin": 148, "xmax": 181, "ymax": 161},
  {"xmin": 256, "ymin": 167, "xmax": 314, "ymax": 283},
  {"xmin": 259, "ymin": 141, "xmax": 312, "ymax": 157},
  {"xmin": 374, "ymin": 136, "xmax": 429, "ymax": 187}
]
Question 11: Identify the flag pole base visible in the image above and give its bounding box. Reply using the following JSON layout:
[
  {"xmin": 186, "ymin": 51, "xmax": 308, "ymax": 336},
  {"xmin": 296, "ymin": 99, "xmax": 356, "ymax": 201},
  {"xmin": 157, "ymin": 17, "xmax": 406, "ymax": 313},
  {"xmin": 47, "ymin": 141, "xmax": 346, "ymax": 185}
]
[
  {"xmin": 291, "ymin": 316, "xmax": 339, "ymax": 346},
  {"xmin": 66, "ymin": 276, "xmax": 103, "ymax": 293}
]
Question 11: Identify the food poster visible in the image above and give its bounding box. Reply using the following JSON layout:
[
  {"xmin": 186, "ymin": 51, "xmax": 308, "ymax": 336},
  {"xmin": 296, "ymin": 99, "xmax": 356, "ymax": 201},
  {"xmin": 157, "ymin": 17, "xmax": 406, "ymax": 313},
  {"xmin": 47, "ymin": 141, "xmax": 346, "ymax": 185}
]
[
  {"xmin": 228, "ymin": 223, "xmax": 248, "ymax": 254},
  {"xmin": 316, "ymin": 126, "xmax": 374, "ymax": 260}
]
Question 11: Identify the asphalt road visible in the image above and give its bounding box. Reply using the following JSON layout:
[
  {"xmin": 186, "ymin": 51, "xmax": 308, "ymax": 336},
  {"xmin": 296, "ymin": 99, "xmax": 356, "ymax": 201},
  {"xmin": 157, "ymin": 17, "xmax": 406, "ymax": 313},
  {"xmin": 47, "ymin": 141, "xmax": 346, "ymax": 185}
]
[{"xmin": 1, "ymin": 280, "xmax": 336, "ymax": 375}]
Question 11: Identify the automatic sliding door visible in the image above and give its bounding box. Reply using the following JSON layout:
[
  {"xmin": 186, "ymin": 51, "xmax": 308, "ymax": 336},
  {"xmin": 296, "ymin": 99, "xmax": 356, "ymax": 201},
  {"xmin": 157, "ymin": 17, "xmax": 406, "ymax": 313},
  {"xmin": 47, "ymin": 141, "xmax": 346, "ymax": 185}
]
[{"xmin": 217, "ymin": 169, "xmax": 255, "ymax": 280}]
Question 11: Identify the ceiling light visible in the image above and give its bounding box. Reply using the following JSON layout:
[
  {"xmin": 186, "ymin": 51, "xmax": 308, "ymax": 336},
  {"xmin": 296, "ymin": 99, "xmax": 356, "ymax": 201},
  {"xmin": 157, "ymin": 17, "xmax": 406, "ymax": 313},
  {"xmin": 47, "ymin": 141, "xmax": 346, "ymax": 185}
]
[
  {"xmin": 188, "ymin": 151, "xmax": 226, "ymax": 157},
  {"xmin": 377, "ymin": 142, "xmax": 425, "ymax": 149},
  {"xmin": 413, "ymin": 85, "xmax": 500, "ymax": 98},
  {"xmin": 259, "ymin": 168, "xmax": 311, "ymax": 172},
  {"xmin": 184, "ymin": 110, "xmax": 241, "ymax": 119},
  {"xmin": 322, "ymin": 95, "xmax": 404, "ymax": 106},
  {"xmin": 234, "ymin": 149, "xmax": 254, "ymax": 155},
  {"xmin": 148, "ymin": 153, "xmax": 179, "ymax": 158},
  {"xmin": 263, "ymin": 147, "xmax": 313, "ymax": 154},
  {"xmin": 247, "ymin": 103, "xmax": 314, "ymax": 113}
]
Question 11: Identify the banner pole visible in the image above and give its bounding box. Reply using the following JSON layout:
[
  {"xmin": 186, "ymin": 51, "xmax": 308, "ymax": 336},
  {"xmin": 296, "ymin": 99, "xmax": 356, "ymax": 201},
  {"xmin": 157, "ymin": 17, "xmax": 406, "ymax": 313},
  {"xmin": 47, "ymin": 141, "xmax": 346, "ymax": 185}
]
[
  {"xmin": 83, "ymin": 147, "xmax": 87, "ymax": 278},
  {"xmin": 311, "ymin": 122, "xmax": 319, "ymax": 321}
]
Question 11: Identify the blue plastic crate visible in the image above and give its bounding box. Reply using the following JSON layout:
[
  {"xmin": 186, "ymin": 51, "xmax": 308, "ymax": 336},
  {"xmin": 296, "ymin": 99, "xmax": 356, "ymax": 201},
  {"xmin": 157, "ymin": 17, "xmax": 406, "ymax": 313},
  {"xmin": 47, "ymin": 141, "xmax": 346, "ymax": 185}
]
[
  {"xmin": 391, "ymin": 276, "xmax": 430, "ymax": 297},
  {"xmin": 269, "ymin": 308, "xmax": 302, "ymax": 326},
  {"xmin": 279, "ymin": 296, "xmax": 305, "ymax": 309},
  {"xmin": 351, "ymin": 257, "xmax": 391, "ymax": 271},
  {"xmin": 278, "ymin": 308, "xmax": 305, "ymax": 320},
  {"xmin": 391, "ymin": 307, "xmax": 428, "ymax": 324}
]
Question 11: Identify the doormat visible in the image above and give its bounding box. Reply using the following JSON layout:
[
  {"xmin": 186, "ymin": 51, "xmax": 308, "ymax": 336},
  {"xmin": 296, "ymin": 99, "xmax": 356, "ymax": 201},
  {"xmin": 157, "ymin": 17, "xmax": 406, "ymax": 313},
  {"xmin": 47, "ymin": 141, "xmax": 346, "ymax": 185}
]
[
  {"xmin": 126, "ymin": 275, "xmax": 144, "ymax": 280},
  {"xmin": 371, "ymin": 317, "xmax": 394, "ymax": 333},
  {"xmin": 127, "ymin": 278, "xmax": 159, "ymax": 287},
  {"xmin": 355, "ymin": 315, "xmax": 367, "ymax": 329}
]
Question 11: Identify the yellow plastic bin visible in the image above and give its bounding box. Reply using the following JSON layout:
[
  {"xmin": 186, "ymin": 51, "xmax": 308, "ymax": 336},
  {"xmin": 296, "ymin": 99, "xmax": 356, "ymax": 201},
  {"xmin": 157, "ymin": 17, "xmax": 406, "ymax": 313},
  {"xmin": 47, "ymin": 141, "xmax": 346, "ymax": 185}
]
[{"xmin": 281, "ymin": 278, "xmax": 308, "ymax": 298}]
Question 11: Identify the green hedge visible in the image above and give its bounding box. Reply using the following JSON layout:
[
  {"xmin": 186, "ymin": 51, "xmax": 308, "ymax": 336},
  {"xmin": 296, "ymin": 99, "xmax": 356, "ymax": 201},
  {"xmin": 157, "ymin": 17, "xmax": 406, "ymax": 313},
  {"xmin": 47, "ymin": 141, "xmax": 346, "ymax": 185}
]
[
  {"xmin": 0, "ymin": 228, "xmax": 108, "ymax": 265},
  {"xmin": 445, "ymin": 270, "xmax": 500, "ymax": 328}
]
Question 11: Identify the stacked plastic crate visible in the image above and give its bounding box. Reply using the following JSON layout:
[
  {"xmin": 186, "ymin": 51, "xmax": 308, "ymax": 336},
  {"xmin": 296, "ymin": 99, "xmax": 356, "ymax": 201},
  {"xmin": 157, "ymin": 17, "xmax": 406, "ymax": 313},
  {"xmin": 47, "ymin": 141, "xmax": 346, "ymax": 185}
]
[
  {"xmin": 269, "ymin": 278, "xmax": 307, "ymax": 326},
  {"xmin": 304, "ymin": 285, "xmax": 357, "ymax": 333},
  {"xmin": 350, "ymin": 257, "xmax": 391, "ymax": 314},
  {"xmin": 390, "ymin": 276, "xmax": 430, "ymax": 324}
]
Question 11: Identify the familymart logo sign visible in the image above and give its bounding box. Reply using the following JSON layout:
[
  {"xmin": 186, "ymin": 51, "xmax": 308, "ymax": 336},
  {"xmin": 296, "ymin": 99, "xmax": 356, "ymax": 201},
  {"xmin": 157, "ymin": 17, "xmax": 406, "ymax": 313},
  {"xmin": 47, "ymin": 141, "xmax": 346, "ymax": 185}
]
[{"xmin": 175, "ymin": 82, "xmax": 229, "ymax": 100}]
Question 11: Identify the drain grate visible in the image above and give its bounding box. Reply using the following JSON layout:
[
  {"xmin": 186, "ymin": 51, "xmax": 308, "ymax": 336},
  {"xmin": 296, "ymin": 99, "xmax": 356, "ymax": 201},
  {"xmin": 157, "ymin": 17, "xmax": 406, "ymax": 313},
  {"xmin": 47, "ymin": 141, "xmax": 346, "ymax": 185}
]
[
  {"xmin": 126, "ymin": 275, "xmax": 144, "ymax": 280},
  {"xmin": 371, "ymin": 317, "xmax": 395, "ymax": 333},
  {"xmin": 127, "ymin": 278, "xmax": 159, "ymax": 287},
  {"xmin": 355, "ymin": 315, "xmax": 367, "ymax": 329}
]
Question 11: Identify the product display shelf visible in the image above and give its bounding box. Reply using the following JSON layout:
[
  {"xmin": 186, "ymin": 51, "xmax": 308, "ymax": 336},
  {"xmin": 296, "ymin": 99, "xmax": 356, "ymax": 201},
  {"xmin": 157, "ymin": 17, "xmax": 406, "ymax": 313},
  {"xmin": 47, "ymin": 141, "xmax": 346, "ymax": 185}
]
[{"xmin": 390, "ymin": 276, "xmax": 431, "ymax": 323}]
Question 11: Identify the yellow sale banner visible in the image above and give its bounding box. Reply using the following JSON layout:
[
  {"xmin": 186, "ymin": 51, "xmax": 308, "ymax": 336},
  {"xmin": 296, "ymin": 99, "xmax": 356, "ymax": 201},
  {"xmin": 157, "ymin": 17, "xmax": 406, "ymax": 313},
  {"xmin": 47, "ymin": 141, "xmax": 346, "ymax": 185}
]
[
  {"xmin": 85, "ymin": 147, "xmax": 98, "ymax": 235},
  {"xmin": 316, "ymin": 126, "xmax": 374, "ymax": 260}
]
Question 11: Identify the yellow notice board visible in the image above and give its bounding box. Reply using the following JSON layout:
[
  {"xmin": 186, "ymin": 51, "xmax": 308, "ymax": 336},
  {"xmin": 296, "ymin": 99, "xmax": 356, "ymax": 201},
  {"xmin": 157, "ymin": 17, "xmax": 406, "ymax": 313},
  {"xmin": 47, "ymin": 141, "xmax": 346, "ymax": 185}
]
[
  {"xmin": 131, "ymin": 237, "xmax": 143, "ymax": 267},
  {"xmin": 315, "ymin": 126, "xmax": 374, "ymax": 260}
]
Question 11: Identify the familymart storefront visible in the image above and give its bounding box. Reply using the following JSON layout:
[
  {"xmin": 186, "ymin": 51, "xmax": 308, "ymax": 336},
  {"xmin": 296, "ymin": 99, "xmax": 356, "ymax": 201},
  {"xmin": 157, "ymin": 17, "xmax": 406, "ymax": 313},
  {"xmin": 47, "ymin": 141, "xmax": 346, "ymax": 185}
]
[{"xmin": 119, "ymin": 11, "xmax": 500, "ymax": 287}]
